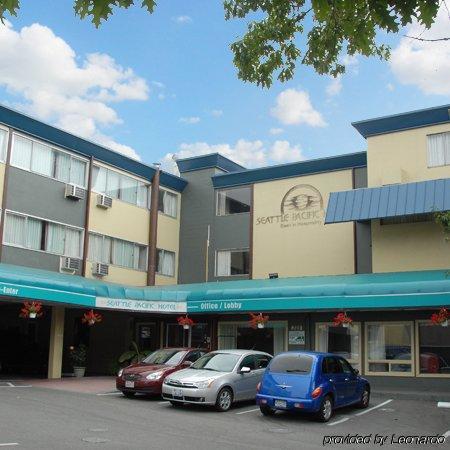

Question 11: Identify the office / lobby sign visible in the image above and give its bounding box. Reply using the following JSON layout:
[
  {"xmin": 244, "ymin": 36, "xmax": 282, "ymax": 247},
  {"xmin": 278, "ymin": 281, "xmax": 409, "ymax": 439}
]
[{"xmin": 95, "ymin": 297, "xmax": 187, "ymax": 313}]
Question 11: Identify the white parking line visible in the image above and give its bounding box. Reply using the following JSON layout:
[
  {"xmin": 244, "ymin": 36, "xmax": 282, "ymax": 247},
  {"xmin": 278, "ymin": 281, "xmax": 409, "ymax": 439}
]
[
  {"xmin": 437, "ymin": 402, "xmax": 450, "ymax": 408},
  {"xmin": 0, "ymin": 444, "xmax": 19, "ymax": 447},
  {"xmin": 96, "ymin": 391, "xmax": 122, "ymax": 396},
  {"xmin": 328, "ymin": 417, "xmax": 349, "ymax": 426},
  {"xmin": 235, "ymin": 408, "xmax": 260, "ymax": 415},
  {"xmin": 158, "ymin": 401, "xmax": 169, "ymax": 405},
  {"xmin": 355, "ymin": 399, "xmax": 393, "ymax": 417}
]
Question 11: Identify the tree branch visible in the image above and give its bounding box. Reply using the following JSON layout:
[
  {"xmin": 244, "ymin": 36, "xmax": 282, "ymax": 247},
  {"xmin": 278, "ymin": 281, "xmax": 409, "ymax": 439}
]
[{"xmin": 405, "ymin": 35, "xmax": 450, "ymax": 41}]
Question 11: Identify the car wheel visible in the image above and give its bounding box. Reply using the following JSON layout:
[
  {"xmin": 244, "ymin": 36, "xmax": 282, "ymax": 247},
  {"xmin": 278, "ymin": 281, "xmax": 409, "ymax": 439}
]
[
  {"xmin": 170, "ymin": 401, "xmax": 183, "ymax": 407},
  {"xmin": 316, "ymin": 395, "xmax": 333, "ymax": 422},
  {"xmin": 215, "ymin": 387, "xmax": 233, "ymax": 412},
  {"xmin": 122, "ymin": 391, "xmax": 135, "ymax": 398},
  {"xmin": 260, "ymin": 405, "xmax": 275, "ymax": 416},
  {"xmin": 357, "ymin": 386, "xmax": 370, "ymax": 409}
]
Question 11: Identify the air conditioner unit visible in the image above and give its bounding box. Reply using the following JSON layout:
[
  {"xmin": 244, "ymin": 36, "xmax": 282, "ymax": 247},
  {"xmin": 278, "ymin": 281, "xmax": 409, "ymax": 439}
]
[
  {"xmin": 97, "ymin": 194, "xmax": 113, "ymax": 209},
  {"xmin": 92, "ymin": 262, "xmax": 109, "ymax": 277},
  {"xmin": 60, "ymin": 256, "xmax": 81, "ymax": 272},
  {"xmin": 65, "ymin": 183, "xmax": 85, "ymax": 200}
]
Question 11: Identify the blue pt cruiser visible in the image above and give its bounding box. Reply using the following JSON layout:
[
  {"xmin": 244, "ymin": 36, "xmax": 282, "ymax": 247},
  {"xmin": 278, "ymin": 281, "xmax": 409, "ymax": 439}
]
[{"xmin": 256, "ymin": 351, "xmax": 370, "ymax": 422}]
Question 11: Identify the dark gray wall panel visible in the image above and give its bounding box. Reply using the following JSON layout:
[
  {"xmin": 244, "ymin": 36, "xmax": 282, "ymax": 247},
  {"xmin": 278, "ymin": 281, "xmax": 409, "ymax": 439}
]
[
  {"xmin": 6, "ymin": 167, "xmax": 86, "ymax": 227},
  {"xmin": 354, "ymin": 167, "xmax": 368, "ymax": 189},
  {"xmin": 2, "ymin": 246, "xmax": 61, "ymax": 272}
]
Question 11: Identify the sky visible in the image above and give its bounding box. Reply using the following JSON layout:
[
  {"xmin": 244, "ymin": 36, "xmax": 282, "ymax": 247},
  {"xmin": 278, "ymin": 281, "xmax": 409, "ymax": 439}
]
[{"xmin": 0, "ymin": 1, "xmax": 449, "ymax": 175}]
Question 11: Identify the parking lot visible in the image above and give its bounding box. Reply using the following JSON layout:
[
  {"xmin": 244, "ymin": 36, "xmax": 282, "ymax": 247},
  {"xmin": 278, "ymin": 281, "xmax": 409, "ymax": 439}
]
[{"xmin": 0, "ymin": 381, "xmax": 449, "ymax": 449}]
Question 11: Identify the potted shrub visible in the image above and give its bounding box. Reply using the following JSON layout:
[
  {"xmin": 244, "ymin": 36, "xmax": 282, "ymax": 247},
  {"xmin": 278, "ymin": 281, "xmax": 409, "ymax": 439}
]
[
  {"xmin": 69, "ymin": 344, "xmax": 87, "ymax": 377},
  {"xmin": 333, "ymin": 312, "xmax": 353, "ymax": 328},
  {"xmin": 431, "ymin": 307, "xmax": 449, "ymax": 327},
  {"xmin": 249, "ymin": 313, "xmax": 269, "ymax": 329}
]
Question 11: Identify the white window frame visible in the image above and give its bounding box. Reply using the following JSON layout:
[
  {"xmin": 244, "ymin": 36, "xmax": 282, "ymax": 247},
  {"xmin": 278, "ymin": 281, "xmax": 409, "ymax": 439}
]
[
  {"xmin": 156, "ymin": 248, "xmax": 176, "ymax": 277},
  {"xmin": 3, "ymin": 210, "xmax": 84, "ymax": 259},
  {"xmin": 215, "ymin": 248, "xmax": 250, "ymax": 277},
  {"xmin": 315, "ymin": 322, "xmax": 362, "ymax": 371},
  {"xmin": 0, "ymin": 125, "xmax": 9, "ymax": 163},
  {"xmin": 10, "ymin": 132, "xmax": 88, "ymax": 188},
  {"xmin": 364, "ymin": 321, "xmax": 415, "ymax": 377},
  {"xmin": 415, "ymin": 320, "xmax": 450, "ymax": 379},
  {"xmin": 88, "ymin": 231, "xmax": 148, "ymax": 272},
  {"xmin": 215, "ymin": 186, "xmax": 252, "ymax": 217},
  {"xmin": 427, "ymin": 132, "xmax": 450, "ymax": 168},
  {"xmin": 158, "ymin": 188, "xmax": 178, "ymax": 218}
]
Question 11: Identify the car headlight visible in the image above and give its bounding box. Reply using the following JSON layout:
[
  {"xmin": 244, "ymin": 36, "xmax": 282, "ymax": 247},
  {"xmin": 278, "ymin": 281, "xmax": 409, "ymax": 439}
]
[
  {"xmin": 193, "ymin": 379, "xmax": 215, "ymax": 389},
  {"xmin": 146, "ymin": 371, "xmax": 164, "ymax": 380},
  {"xmin": 118, "ymin": 369, "xmax": 123, "ymax": 377}
]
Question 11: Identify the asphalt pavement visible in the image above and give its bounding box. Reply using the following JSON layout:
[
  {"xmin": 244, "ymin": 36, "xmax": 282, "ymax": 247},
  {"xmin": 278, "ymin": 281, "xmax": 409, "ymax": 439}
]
[{"xmin": 0, "ymin": 384, "xmax": 449, "ymax": 449}]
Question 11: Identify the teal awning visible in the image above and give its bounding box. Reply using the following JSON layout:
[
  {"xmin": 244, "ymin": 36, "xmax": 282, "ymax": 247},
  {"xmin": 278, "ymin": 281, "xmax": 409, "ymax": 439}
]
[{"xmin": 0, "ymin": 263, "xmax": 449, "ymax": 313}]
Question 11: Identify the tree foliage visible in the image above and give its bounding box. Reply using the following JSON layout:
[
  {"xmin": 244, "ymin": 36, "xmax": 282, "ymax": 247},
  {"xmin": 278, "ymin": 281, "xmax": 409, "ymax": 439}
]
[{"xmin": 0, "ymin": 0, "xmax": 444, "ymax": 87}]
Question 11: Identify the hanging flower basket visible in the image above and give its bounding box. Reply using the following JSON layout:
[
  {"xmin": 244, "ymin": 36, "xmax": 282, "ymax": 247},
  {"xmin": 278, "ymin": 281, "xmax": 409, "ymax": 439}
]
[
  {"xmin": 177, "ymin": 315, "xmax": 194, "ymax": 330},
  {"xmin": 333, "ymin": 312, "xmax": 353, "ymax": 328},
  {"xmin": 82, "ymin": 310, "xmax": 102, "ymax": 326},
  {"xmin": 19, "ymin": 301, "xmax": 43, "ymax": 319},
  {"xmin": 249, "ymin": 313, "xmax": 269, "ymax": 329},
  {"xmin": 430, "ymin": 308, "xmax": 449, "ymax": 327}
]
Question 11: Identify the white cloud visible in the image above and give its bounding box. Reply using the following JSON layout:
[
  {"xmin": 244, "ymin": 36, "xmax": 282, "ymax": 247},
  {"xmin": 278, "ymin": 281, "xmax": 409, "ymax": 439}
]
[
  {"xmin": 326, "ymin": 76, "xmax": 342, "ymax": 97},
  {"xmin": 179, "ymin": 116, "xmax": 200, "ymax": 124},
  {"xmin": 342, "ymin": 54, "xmax": 359, "ymax": 75},
  {"xmin": 390, "ymin": 6, "xmax": 450, "ymax": 95},
  {"xmin": 173, "ymin": 16, "xmax": 192, "ymax": 24},
  {"xmin": 271, "ymin": 88, "xmax": 327, "ymax": 127},
  {"xmin": 0, "ymin": 22, "xmax": 149, "ymax": 160},
  {"xmin": 269, "ymin": 127, "xmax": 284, "ymax": 135},
  {"xmin": 161, "ymin": 139, "xmax": 304, "ymax": 174},
  {"xmin": 387, "ymin": 83, "xmax": 395, "ymax": 92},
  {"xmin": 211, "ymin": 109, "xmax": 223, "ymax": 117}
]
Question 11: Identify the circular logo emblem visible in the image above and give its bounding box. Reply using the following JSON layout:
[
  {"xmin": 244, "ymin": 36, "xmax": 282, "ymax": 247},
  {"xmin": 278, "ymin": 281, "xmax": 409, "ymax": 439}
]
[{"xmin": 280, "ymin": 184, "xmax": 323, "ymax": 214}]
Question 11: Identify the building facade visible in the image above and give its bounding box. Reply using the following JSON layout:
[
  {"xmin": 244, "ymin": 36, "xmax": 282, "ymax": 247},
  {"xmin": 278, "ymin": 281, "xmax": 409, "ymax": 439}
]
[{"xmin": 0, "ymin": 104, "xmax": 449, "ymax": 383}]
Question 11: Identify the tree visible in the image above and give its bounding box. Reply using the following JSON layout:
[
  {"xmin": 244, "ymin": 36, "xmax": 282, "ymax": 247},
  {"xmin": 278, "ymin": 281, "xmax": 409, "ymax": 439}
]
[{"xmin": 0, "ymin": 0, "xmax": 445, "ymax": 87}]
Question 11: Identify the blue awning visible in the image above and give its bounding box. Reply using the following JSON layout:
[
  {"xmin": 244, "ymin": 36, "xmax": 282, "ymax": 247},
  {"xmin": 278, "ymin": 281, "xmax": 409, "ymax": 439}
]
[{"xmin": 325, "ymin": 178, "xmax": 450, "ymax": 224}]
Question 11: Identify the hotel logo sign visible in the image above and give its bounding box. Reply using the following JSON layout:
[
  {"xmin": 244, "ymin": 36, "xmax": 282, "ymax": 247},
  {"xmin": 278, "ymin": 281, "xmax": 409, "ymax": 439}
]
[{"xmin": 255, "ymin": 184, "xmax": 324, "ymax": 228}]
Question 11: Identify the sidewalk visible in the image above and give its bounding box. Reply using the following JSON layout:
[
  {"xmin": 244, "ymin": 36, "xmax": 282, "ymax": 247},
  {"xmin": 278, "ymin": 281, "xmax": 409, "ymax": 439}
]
[
  {"xmin": 24, "ymin": 376, "xmax": 116, "ymax": 394},
  {"xmin": 367, "ymin": 376, "xmax": 450, "ymax": 402}
]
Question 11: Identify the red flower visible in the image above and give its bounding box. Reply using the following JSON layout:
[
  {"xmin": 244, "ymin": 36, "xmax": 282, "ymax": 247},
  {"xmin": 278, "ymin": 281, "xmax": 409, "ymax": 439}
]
[
  {"xmin": 82, "ymin": 310, "xmax": 102, "ymax": 326},
  {"xmin": 177, "ymin": 315, "xmax": 195, "ymax": 327},
  {"xmin": 430, "ymin": 308, "xmax": 448, "ymax": 325},
  {"xmin": 19, "ymin": 301, "xmax": 43, "ymax": 319},
  {"xmin": 249, "ymin": 313, "xmax": 269, "ymax": 329},
  {"xmin": 333, "ymin": 312, "xmax": 353, "ymax": 326}
]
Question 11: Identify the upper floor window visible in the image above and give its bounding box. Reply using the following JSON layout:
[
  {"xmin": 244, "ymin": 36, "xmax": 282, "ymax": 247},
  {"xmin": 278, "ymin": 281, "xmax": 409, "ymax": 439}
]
[
  {"xmin": 92, "ymin": 165, "xmax": 149, "ymax": 208},
  {"xmin": 216, "ymin": 249, "xmax": 249, "ymax": 277},
  {"xmin": 158, "ymin": 189, "xmax": 178, "ymax": 218},
  {"xmin": 216, "ymin": 187, "xmax": 251, "ymax": 216},
  {"xmin": 3, "ymin": 211, "xmax": 82, "ymax": 258},
  {"xmin": 88, "ymin": 232, "xmax": 147, "ymax": 271},
  {"xmin": 427, "ymin": 132, "xmax": 450, "ymax": 167},
  {"xmin": 11, "ymin": 134, "xmax": 87, "ymax": 187},
  {"xmin": 156, "ymin": 248, "xmax": 175, "ymax": 276},
  {"xmin": 0, "ymin": 128, "xmax": 8, "ymax": 162}
]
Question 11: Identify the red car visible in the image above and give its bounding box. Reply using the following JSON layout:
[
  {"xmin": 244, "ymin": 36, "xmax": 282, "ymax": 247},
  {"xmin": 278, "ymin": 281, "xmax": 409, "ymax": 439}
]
[{"xmin": 116, "ymin": 348, "xmax": 207, "ymax": 397}]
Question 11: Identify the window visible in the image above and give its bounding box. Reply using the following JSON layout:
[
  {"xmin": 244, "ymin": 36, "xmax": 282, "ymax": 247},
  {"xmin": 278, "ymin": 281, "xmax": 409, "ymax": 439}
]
[
  {"xmin": 380, "ymin": 214, "xmax": 432, "ymax": 226},
  {"xmin": 255, "ymin": 354, "xmax": 271, "ymax": 369},
  {"xmin": 270, "ymin": 354, "xmax": 313, "ymax": 374},
  {"xmin": 322, "ymin": 357, "xmax": 343, "ymax": 374},
  {"xmin": 3, "ymin": 212, "xmax": 82, "ymax": 258},
  {"xmin": 427, "ymin": 132, "xmax": 450, "ymax": 167},
  {"xmin": 216, "ymin": 249, "xmax": 249, "ymax": 276},
  {"xmin": 11, "ymin": 134, "xmax": 87, "ymax": 186},
  {"xmin": 366, "ymin": 322, "xmax": 413, "ymax": 375},
  {"xmin": 0, "ymin": 128, "xmax": 8, "ymax": 162},
  {"xmin": 92, "ymin": 165, "xmax": 149, "ymax": 208},
  {"xmin": 156, "ymin": 249, "xmax": 175, "ymax": 277},
  {"xmin": 216, "ymin": 186, "xmax": 251, "ymax": 215},
  {"xmin": 239, "ymin": 355, "xmax": 256, "ymax": 371},
  {"xmin": 88, "ymin": 233, "xmax": 147, "ymax": 271},
  {"xmin": 417, "ymin": 321, "xmax": 450, "ymax": 376},
  {"xmin": 158, "ymin": 189, "xmax": 178, "ymax": 218},
  {"xmin": 316, "ymin": 323, "xmax": 361, "ymax": 371}
]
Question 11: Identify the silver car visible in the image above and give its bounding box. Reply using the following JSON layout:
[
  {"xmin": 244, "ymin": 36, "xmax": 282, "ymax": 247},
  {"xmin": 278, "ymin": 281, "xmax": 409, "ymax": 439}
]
[{"xmin": 162, "ymin": 349, "xmax": 272, "ymax": 411}]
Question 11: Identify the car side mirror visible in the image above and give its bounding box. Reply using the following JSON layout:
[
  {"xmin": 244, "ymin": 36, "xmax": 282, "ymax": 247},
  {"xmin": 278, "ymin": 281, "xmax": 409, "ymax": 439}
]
[
  {"xmin": 354, "ymin": 369, "xmax": 359, "ymax": 375},
  {"xmin": 183, "ymin": 361, "xmax": 193, "ymax": 367},
  {"xmin": 239, "ymin": 366, "xmax": 251, "ymax": 374}
]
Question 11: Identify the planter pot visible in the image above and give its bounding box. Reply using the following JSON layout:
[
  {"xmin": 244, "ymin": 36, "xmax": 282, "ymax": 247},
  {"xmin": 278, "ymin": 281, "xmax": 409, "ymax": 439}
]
[
  {"xmin": 442, "ymin": 320, "xmax": 448, "ymax": 327},
  {"xmin": 73, "ymin": 366, "xmax": 86, "ymax": 378},
  {"xmin": 88, "ymin": 320, "xmax": 96, "ymax": 326},
  {"xmin": 183, "ymin": 324, "xmax": 190, "ymax": 330},
  {"xmin": 342, "ymin": 323, "xmax": 350, "ymax": 328},
  {"xmin": 257, "ymin": 323, "xmax": 265, "ymax": 329},
  {"xmin": 29, "ymin": 312, "xmax": 37, "ymax": 319}
]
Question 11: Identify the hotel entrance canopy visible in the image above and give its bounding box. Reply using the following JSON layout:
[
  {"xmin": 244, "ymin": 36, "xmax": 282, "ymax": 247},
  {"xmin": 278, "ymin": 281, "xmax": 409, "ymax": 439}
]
[
  {"xmin": 0, "ymin": 263, "xmax": 449, "ymax": 313},
  {"xmin": 325, "ymin": 178, "xmax": 450, "ymax": 224}
]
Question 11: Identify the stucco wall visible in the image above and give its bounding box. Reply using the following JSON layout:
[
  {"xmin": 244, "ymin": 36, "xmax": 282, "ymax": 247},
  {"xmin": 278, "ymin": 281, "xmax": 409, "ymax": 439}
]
[
  {"xmin": 252, "ymin": 169, "xmax": 355, "ymax": 279},
  {"xmin": 85, "ymin": 260, "xmax": 147, "ymax": 286}
]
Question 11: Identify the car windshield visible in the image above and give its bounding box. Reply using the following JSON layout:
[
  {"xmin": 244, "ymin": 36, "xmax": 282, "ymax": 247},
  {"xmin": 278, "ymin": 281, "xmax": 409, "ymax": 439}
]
[
  {"xmin": 269, "ymin": 354, "xmax": 313, "ymax": 374},
  {"xmin": 142, "ymin": 349, "xmax": 187, "ymax": 366},
  {"xmin": 190, "ymin": 353, "xmax": 241, "ymax": 372}
]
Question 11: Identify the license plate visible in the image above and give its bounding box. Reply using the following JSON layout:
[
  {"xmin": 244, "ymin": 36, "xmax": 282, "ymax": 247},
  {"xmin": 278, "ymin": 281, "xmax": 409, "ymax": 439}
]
[
  {"xmin": 125, "ymin": 381, "xmax": 134, "ymax": 388},
  {"xmin": 274, "ymin": 399, "xmax": 287, "ymax": 408},
  {"xmin": 173, "ymin": 388, "xmax": 183, "ymax": 398}
]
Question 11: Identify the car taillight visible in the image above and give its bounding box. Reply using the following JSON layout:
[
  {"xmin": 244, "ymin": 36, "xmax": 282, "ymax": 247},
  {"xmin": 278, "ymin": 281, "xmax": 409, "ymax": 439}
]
[
  {"xmin": 256, "ymin": 382, "xmax": 261, "ymax": 392},
  {"xmin": 311, "ymin": 387, "xmax": 322, "ymax": 398}
]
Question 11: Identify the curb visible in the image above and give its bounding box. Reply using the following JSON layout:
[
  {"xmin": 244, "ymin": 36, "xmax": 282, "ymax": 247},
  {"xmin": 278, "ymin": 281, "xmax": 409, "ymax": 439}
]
[{"xmin": 372, "ymin": 391, "xmax": 450, "ymax": 402}]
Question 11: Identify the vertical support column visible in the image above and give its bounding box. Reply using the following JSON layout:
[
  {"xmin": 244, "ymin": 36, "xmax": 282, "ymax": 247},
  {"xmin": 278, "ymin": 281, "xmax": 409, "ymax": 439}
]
[
  {"xmin": 48, "ymin": 306, "xmax": 65, "ymax": 379},
  {"xmin": 0, "ymin": 127, "xmax": 14, "ymax": 262},
  {"xmin": 248, "ymin": 184, "xmax": 254, "ymax": 279},
  {"xmin": 352, "ymin": 168, "xmax": 358, "ymax": 274},
  {"xmin": 82, "ymin": 156, "xmax": 94, "ymax": 277},
  {"xmin": 147, "ymin": 165, "xmax": 160, "ymax": 286}
]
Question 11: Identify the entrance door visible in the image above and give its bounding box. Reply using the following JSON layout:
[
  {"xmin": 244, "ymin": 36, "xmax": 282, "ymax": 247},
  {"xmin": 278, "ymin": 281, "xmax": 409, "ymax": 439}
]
[
  {"xmin": 237, "ymin": 327, "xmax": 274, "ymax": 355},
  {"xmin": 135, "ymin": 322, "xmax": 158, "ymax": 352},
  {"xmin": 166, "ymin": 323, "xmax": 210, "ymax": 348}
]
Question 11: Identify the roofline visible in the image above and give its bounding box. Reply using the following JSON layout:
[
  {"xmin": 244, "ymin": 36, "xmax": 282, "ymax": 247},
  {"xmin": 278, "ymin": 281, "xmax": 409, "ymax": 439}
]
[
  {"xmin": 176, "ymin": 152, "xmax": 246, "ymax": 169},
  {"xmin": 0, "ymin": 103, "xmax": 187, "ymax": 192}
]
